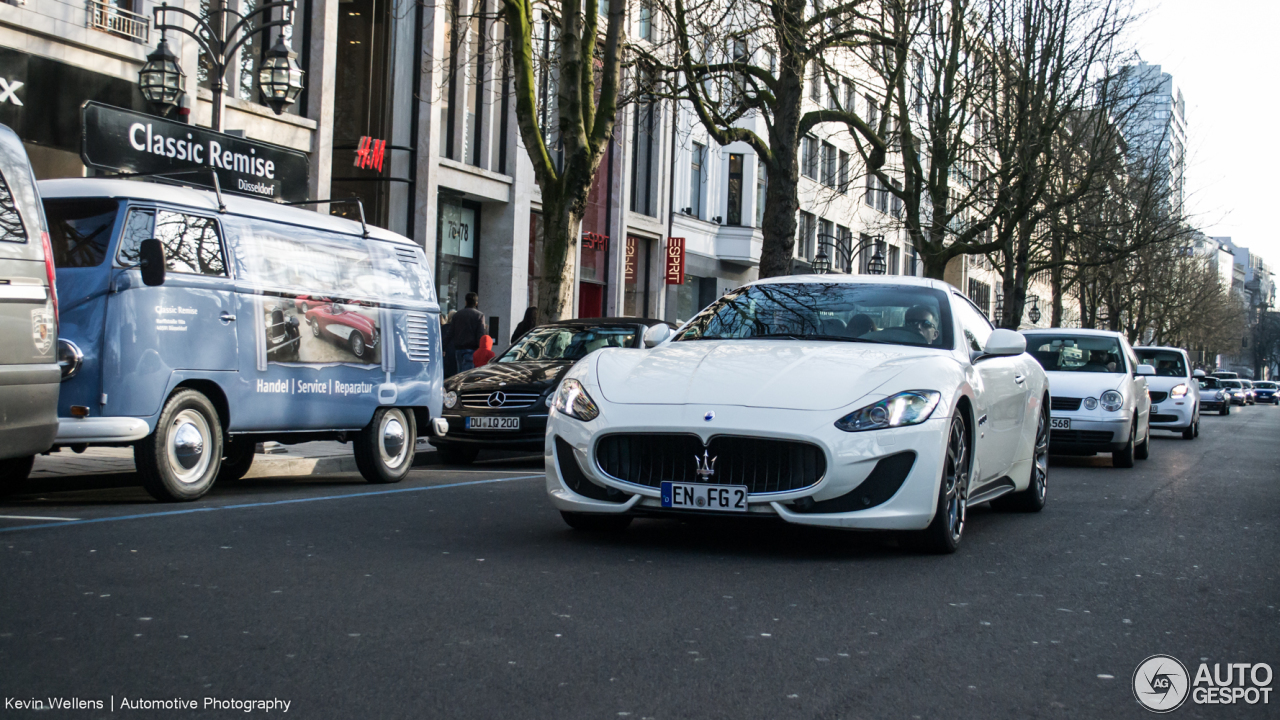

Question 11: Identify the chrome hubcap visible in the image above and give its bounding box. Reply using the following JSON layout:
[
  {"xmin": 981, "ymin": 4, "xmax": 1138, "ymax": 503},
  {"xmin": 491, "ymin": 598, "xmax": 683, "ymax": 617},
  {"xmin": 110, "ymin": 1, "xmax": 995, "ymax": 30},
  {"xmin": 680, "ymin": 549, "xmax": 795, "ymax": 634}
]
[
  {"xmin": 378, "ymin": 411, "xmax": 408, "ymax": 469},
  {"xmin": 944, "ymin": 418, "xmax": 968, "ymax": 542},
  {"xmin": 167, "ymin": 409, "xmax": 211, "ymax": 484}
]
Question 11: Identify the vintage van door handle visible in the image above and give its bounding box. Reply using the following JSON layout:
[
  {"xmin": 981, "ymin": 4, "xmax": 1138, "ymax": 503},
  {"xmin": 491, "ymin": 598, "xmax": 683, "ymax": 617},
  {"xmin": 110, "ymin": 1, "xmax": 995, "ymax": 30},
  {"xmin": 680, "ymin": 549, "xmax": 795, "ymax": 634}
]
[{"xmin": 220, "ymin": 312, "xmax": 237, "ymax": 322}]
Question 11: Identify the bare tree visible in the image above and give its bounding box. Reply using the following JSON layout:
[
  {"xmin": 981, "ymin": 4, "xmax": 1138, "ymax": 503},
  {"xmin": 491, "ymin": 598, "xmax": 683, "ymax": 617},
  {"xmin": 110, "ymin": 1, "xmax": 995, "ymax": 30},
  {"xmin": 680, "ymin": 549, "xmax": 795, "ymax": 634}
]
[
  {"xmin": 498, "ymin": 0, "xmax": 627, "ymax": 319},
  {"xmin": 648, "ymin": 0, "xmax": 890, "ymax": 277}
]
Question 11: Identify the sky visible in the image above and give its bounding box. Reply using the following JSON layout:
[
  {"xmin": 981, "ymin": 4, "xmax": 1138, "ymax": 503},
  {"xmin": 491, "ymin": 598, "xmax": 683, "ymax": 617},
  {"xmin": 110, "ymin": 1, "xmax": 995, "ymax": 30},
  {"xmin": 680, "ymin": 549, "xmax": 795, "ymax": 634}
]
[{"xmin": 1131, "ymin": 0, "xmax": 1280, "ymax": 272}]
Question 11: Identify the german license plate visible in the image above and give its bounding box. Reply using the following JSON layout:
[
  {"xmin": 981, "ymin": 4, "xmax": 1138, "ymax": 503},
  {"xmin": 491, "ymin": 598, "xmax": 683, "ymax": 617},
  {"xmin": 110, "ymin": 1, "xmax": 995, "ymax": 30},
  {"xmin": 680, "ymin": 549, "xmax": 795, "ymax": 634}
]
[
  {"xmin": 1050, "ymin": 417, "xmax": 1071, "ymax": 430},
  {"xmin": 466, "ymin": 416, "xmax": 520, "ymax": 430},
  {"xmin": 660, "ymin": 482, "xmax": 748, "ymax": 512},
  {"xmin": 1151, "ymin": 405, "xmax": 1159, "ymax": 414}
]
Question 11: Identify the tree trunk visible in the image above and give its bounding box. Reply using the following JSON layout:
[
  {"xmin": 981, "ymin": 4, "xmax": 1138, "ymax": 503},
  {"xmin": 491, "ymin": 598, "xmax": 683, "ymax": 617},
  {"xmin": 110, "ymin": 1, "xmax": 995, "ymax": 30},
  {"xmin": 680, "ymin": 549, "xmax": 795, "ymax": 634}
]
[
  {"xmin": 757, "ymin": 57, "xmax": 805, "ymax": 279},
  {"xmin": 536, "ymin": 197, "xmax": 582, "ymax": 321}
]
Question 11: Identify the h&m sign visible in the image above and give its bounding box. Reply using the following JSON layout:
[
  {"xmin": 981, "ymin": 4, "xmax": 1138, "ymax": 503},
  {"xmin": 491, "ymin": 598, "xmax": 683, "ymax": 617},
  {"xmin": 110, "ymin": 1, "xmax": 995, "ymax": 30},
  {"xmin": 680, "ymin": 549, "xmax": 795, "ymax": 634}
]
[{"xmin": 80, "ymin": 102, "xmax": 309, "ymax": 202}]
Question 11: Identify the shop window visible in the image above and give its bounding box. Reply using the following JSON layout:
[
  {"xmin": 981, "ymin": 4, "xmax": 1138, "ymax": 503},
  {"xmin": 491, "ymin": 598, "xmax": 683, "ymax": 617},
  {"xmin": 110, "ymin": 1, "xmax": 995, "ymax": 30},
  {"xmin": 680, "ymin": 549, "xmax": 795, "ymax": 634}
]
[
  {"xmin": 437, "ymin": 200, "xmax": 479, "ymax": 317},
  {"xmin": 630, "ymin": 72, "xmax": 660, "ymax": 217},
  {"xmin": 887, "ymin": 244, "xmax": 900, "ymax": 275},
  {"xmin": 726, "ymin": 153, "xmax": 743, "ymax": 226},
  {"xmin": 798, "ymin": 211, "xmax": 816, "ymax": 260},
  {"xmin": 755, "ymin": 159, "xmax": 767, "ymax": 228},
  {"xmin": 821, "ymin": 142, "xmax": 836, "ymax": 187},
  {"xmin": 689, "ymin": 142, "xmax": 705, "ymax": 219},
  {"xmin": 624, "ymin": 236, "xmax": 653, "ymax": 317},
  {"xmin": 234, "ymin": 0, "xmax": 310, "ymax": 116}
]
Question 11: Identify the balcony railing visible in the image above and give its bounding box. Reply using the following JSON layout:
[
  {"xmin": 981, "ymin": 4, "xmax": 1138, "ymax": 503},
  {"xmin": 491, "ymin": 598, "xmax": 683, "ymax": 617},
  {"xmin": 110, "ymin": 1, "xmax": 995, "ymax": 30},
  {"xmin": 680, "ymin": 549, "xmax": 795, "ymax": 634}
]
[{"xmin": 87, "ymin": 0, "xmax": 150, "ymax": 44}]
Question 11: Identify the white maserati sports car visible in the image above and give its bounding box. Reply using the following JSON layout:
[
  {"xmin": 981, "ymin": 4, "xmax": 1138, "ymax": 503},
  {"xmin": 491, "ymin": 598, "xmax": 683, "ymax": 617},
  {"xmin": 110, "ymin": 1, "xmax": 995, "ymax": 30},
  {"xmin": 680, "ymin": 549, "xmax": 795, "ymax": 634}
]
[{"xmin": 544, "ymin": 276, "xmax": 1050, "ymax": 553}]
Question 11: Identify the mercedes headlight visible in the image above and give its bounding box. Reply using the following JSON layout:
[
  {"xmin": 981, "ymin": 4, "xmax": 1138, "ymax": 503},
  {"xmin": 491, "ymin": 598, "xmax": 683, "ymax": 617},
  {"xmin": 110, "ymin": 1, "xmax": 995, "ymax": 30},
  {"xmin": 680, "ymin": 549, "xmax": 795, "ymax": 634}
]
[
  {"xmin": 551, "ymin": 378, "xmax": 600, "ymax": 422},
  {"xmin": 444, "ymin": 390, "xmax": 458, "ymax": 409},
  {"xmin": 835, "ymin": 390, "xmax": 941, "ymax": 432},
  {"xmin": 1100, "ymin": 390, "xmax": 1124, "ymax": 412},
  {"xmin": 1170, "ymin": 384, "xmax": 1188, "ymax": 398}
]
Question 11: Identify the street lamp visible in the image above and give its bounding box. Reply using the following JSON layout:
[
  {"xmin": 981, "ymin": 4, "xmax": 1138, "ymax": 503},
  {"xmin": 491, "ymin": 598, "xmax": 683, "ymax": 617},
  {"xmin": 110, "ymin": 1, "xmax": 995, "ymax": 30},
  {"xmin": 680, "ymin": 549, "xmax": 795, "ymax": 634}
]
[
  {"xmin": 1028, "ymin": 296, "xmax": 1042, "ymax": 324},
  {"xmin": 143, "ymin": 0, "xmax": 302, "ymax": 131},
  {"xmin": 258, "ymin": 35, "xmax": 305, "ymax": 115},
  {"xmin": 138, "ymin": 35, "xmax": 185, "ymax": 110},
  {"xmin": 813, "ymin": 233, "xmax": 887, "ymax": 275}
]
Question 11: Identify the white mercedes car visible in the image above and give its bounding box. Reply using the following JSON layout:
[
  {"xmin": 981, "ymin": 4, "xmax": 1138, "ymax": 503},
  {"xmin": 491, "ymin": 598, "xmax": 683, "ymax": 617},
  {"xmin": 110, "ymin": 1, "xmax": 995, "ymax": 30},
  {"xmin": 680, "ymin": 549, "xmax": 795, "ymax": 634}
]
[
  {"xmin": 1021, "ymin": 329, "xmax": 1154, "ymax": 467},
  {"xmin": 543, "ymin": 276, "xmax": 1050, "ymax": 553}
]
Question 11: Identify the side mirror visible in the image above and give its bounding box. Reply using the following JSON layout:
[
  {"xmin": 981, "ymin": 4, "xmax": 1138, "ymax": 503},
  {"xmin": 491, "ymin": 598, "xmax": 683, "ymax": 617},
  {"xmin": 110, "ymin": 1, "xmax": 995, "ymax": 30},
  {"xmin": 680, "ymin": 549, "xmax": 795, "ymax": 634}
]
[
  {"xmin": 138, "ymin": 238, "xmax": 166, "ymax": 287},
  {"xmin": 1136, "ymin": 364, "xmax": 1156, "ymax": 376},
  {"xmin": 1193, "ymin": 369, "xmax": 1206, "ymax": 378},
  {"xmin": 643, "ymin": 324, "xmax": 673, "ymax": 348},
  {"xmin": 982, "ymin": 329, "xmax": 1026, "ymax": 357}
]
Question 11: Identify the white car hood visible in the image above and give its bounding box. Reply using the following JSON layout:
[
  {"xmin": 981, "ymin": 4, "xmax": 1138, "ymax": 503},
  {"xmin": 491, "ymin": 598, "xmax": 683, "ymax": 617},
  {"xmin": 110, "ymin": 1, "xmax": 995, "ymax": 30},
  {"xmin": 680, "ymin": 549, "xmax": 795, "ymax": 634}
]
[
  {"xmin": 1044, "ymin": 371, "xmax": 1126, "ymax": 398},
  {"xmin": 594, "ymin": 340, "xmax": 944, "ymax": 411}
]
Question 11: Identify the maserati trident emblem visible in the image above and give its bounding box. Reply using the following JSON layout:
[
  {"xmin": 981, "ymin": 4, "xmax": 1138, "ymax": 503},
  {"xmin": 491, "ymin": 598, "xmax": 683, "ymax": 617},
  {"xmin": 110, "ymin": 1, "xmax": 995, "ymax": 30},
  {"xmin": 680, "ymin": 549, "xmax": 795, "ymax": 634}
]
[{"xmin": 694, "ymin": 450, "xmax": 717, "ymax": 480}]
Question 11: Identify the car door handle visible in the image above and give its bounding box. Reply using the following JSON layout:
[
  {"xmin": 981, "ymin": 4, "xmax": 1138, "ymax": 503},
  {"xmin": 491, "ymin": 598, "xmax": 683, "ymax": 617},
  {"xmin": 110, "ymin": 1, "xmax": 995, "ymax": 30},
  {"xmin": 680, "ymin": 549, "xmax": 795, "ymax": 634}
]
[
  {"xmin": 1014, "ymin": 374, "xmax": 1026, "ymax": 384},
  {"xmin": 220, "ymin": 313, "xmax": 237, "ymax": 322}
]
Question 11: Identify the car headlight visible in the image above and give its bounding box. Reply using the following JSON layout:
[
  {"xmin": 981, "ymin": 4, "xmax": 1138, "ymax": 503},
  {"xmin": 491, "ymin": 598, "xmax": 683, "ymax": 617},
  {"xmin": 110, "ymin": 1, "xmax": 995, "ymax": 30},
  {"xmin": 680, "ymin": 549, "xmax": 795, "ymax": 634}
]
[
  {"xmin": 835, "ymin": 390, "xmax": 941, "ymax": 432},
  {"xmin": 444, "ymin": 390, "xmax": 458, "ymax": 409},
  {"xmin": 551, "ymin": 378, "xmax": 600, "ymax": 422},
  {"xmin": 1084, "ymin": 397, "xmax": 1098, "ymax": 410},
  {"xmin": 1170, "ymin": 384, "xmax": 1188, "ymax": 398},
  {"xmin": 1215, "ymin": 390, "xmax": 1223, "ymax": 400},
  {"xmin": 1100, "ymin": 390, "xmax": 1124, "ymax": 412}
]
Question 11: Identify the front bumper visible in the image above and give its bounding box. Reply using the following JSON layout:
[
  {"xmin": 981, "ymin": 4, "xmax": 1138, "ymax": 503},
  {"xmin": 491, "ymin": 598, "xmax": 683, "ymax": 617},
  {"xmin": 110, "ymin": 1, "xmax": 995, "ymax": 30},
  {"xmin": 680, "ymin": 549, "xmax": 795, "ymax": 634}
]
[
  {"xmin": 1148, "ymin": 396, "xmax": 1195, "ymax": 429},
  {"xmin": 1048, "ymin": 414, "xmax": 1130, "ymax": 453},
  {"xmin": 429, "ymin": 412, "xmax": 549, "ymax": 451},
  {"xmin": 55, "ymin": 416, "xmax": 151, "ymax": 444},
  {"xmin": 544, "ymin": 403, "xmax": 952, "ymax": 531}
]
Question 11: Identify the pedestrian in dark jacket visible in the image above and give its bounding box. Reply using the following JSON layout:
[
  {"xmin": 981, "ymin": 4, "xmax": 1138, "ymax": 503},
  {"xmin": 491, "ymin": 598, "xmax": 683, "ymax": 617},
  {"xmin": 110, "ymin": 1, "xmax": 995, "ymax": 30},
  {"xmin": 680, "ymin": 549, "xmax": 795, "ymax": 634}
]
[
  {"xmin": 450, "ymin": 293, "xmax": 487, "ymax": 372},
  {"xmin": 511, "ymin": 306, "xmax": 539, "ymax": 345}
]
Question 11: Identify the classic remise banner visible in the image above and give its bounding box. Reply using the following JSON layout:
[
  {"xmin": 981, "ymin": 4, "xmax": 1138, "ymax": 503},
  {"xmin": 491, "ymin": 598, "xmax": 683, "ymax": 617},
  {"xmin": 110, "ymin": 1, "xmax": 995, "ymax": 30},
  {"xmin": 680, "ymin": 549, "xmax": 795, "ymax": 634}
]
[{"xmin": 80, "ymin": 101, "xmax": 309, "ymax": 203}]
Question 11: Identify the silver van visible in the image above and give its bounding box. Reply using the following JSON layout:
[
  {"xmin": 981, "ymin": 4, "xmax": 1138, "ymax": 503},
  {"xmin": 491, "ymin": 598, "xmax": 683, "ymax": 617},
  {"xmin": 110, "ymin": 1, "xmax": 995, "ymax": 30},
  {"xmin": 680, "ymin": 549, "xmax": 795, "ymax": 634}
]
[{"xmin": 0, "ymin": 124, "xmax": 58, "ymax": 485}]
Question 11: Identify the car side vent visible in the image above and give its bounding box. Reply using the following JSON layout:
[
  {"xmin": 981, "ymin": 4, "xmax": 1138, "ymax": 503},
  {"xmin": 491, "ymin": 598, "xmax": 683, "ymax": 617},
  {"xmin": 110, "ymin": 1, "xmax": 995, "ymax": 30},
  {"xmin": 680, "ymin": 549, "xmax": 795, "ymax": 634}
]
[
  {"xmin": 405, "ymin": 311, "xmax": 433, "ymax": 362},
  {"xmin": 791, "ymin": 451, "xmax": 916, "ymax": 513}
]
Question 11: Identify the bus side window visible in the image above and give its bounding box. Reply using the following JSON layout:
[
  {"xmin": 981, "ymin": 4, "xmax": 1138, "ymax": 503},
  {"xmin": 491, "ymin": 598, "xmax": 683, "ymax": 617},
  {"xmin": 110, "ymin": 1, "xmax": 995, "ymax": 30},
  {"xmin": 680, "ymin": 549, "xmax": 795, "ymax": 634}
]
[{"xmin": 115, "ymin": 208, "xmax": 157, "ymax": 266}]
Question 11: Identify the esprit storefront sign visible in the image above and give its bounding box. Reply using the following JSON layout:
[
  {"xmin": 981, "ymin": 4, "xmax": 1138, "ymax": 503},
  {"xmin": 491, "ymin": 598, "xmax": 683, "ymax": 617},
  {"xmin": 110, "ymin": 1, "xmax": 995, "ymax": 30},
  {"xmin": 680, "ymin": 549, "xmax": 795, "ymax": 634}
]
[
  {"xmin": 665, "ymin": 237, "xmax": 685, "ymax": 285},
  {"xmin": 80, "ymin": 102, "xmax": 309, "ymax": 202}
]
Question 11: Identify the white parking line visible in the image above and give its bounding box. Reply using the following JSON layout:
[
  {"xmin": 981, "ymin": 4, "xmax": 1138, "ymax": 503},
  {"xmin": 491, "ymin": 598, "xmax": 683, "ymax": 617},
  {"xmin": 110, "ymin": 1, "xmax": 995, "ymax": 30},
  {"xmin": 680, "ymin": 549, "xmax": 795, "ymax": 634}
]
[{"xmin": 0, "ymin": 515, "xmax": 79, "ymax": 521}]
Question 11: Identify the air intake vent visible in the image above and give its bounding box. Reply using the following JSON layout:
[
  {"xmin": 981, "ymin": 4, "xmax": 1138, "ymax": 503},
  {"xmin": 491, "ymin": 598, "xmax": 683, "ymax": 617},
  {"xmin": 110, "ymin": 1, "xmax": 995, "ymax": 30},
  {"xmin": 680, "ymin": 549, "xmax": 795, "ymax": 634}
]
[
  {"xmin": 405, "ymin": 311, "xmax": 433, "ymax": 362},
  {"xmin": 395, "ymin": 246, "xmax": 420, "ymax": 264}
]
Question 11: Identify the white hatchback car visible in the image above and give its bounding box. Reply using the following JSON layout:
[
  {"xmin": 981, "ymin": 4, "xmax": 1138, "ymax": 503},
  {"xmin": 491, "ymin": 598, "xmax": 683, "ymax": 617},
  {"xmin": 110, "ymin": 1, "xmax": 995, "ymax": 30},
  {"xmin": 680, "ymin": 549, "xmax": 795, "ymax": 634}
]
[
  {"xmin": 1021, "ymin": 329, "xmax": 1154, "ymax": 467},
  {"xmin": 1135, "ymin": 346, "xmax": 1200, "ymax": 439},
  {"xmin": 544, "ymin": 276, "xmax": 1050, "ymax": 554}
]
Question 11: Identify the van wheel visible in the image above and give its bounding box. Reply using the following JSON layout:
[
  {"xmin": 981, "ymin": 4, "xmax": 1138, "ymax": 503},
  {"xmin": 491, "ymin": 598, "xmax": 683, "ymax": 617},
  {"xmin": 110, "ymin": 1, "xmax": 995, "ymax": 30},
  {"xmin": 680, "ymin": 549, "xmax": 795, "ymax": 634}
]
[
  {"xmin": 216, "ymin": 438, "xmax": 256, "ymax": 483},
  {"xmin": 354, "ymin": 407, "xmax": 415, "ymax": 484},
  {"xmin": 349, "ymin": 333, "xmax": 366, "ymax": 358},
  {"xmin": 0, "ymin": 455, "xmax": 34, "ymax": 496},
  {"xmin": 136, "ymin": 389, "xmax": 223, "ymax": 502}
]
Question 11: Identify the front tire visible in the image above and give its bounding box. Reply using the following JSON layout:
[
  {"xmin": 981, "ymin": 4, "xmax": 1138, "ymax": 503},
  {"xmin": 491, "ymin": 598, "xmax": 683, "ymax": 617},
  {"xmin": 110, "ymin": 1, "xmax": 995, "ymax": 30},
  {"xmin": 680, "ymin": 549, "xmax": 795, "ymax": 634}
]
[
  {"xmin": 1220, "ymin": 404, "xmax": 1229, "ymax": 416},
  {"xmin": 217, "ymin": 438, "xmax": 256, "ymax": 482},
  {"xmin": 136, "ymin": 389, "xmax": 223, "ymax": 502},
  {"xmin": 1112, "ymin": 417, "xmax": 1136, "ymax": 468},
  {"xmin": 0, "ymin": 455, "xmax": 35, "ymax": 496},
  {"xmin": 1135, "ymin": 421, "xmax": 1150, "ymax": 460},
  {"xmin": 916, "ymin": 413, "xmax": 970, "ymax": 554},
  {"xmin": 354, "ymin": 408, "xmax": 416, "ymax": 484},
  {"xmin": 560, "ymin": 511, "xmax": 633, "ymax": 532},
  {"xmin": 1182, "ymin": 416, "xmax": 1198, "ymax": 440},
  {"xmin": 993, "ymin": 404, "xmax": 1048, "ymax": 513},
  {"xmin": 436, "ymin": 443, "xmax": 479, "ymax": 465}
]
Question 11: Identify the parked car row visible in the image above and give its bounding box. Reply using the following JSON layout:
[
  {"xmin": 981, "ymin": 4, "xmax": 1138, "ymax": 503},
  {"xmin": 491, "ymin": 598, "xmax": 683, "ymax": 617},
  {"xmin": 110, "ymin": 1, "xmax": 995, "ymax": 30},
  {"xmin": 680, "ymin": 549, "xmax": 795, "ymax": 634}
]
[{"xmin": 0, "ymin": 122, "xmax": 447, "ymax": 501}]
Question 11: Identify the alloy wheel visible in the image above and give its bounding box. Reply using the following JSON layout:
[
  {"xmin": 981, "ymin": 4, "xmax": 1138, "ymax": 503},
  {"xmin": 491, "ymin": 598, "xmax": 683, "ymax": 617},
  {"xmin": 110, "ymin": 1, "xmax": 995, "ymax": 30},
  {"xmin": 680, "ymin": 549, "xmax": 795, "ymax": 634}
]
[
  {"xmin": 1033, "ymin": 409, "xmax": 1049, "ymax": 501},
  {"xmin": 943, "ymin": 417, "xmax": 969, "ymax": 543}
]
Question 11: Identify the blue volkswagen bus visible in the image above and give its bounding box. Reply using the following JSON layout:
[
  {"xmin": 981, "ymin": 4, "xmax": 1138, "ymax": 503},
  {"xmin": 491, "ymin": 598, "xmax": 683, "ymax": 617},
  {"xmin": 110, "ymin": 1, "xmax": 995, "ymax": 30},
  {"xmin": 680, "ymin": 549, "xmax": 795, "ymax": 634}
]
[{"xmin": 43, "ymin": 178, "xmax": 444, "ymax": 501}]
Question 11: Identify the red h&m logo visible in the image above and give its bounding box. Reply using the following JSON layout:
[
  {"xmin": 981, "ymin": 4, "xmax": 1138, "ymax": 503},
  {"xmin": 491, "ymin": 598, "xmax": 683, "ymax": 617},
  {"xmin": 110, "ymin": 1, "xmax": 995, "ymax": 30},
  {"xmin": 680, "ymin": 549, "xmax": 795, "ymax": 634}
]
[{"xmin": 354, "ymin": 136, "xmax": 386, "ymax": 172}]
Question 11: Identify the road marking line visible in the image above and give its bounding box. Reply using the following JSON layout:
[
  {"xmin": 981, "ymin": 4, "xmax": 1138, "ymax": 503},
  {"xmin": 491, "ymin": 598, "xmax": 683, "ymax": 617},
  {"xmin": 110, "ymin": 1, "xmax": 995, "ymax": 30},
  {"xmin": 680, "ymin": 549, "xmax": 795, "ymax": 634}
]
[
  {"xmin": 0, "ymin": 515, "xmax": 79, "ymax": 521},
  {"xmin": 0, "ymin": 474, "xmax": 544, "ymax": 534}
]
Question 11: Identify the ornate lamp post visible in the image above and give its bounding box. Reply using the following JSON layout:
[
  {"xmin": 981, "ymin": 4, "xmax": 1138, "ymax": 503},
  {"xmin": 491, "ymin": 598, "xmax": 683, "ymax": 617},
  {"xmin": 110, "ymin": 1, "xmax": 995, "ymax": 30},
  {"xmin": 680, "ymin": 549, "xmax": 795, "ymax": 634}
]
[
  {"xmin": 813, "ymin": 233, "xmax": 887, "ymax": 275},
  {"xmin": 1028, "ymin": 295, "xmax": 1042, "ymax": 324},
  {"xmin": 141, "ymin": 0, "xmax": 303, "ymax": 131}
]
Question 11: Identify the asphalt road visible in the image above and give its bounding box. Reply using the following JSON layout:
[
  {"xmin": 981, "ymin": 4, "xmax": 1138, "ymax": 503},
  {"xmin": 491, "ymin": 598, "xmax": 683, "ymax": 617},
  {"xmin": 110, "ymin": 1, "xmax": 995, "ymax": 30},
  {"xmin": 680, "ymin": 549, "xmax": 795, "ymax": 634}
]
[{"xmin": 1, "ymin": 406, "xmax": 1277, "ymax": 719}]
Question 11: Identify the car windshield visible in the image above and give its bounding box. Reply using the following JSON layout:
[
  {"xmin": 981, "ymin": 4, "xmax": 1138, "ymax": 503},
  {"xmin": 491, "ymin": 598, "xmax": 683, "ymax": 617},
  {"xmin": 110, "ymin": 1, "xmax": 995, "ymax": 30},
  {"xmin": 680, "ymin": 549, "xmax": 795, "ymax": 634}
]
[
  {"xmin": 1255, "ymin": 382, "xmax": 1277, "ymax": 389},
  {"xmin": 674, "ymin": 282, "xmax": 954, "ymax": 349},
  {"xmin": 1221, "ymin": 380, "xmax": 1242, "ymax": 389},
  {"xmin": 1027, "ymin": 335, "xmax": 1126, "ymax": 373},
  {"xmin": 1136, "ymin": 350, "xmax": 1186, "ymax": 377},
  {"xmin": 498, "ymin": 325, "xmax": 638, "ymax": 362},
  {"xmin": 1198, "ymin": 378, "xmax": 1220, "ymax": 389}
]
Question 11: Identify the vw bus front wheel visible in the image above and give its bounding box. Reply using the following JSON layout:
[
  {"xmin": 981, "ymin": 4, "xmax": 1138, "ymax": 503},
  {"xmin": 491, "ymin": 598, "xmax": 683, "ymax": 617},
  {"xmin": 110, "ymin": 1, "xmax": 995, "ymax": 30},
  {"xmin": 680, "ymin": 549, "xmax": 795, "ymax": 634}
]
[
  {"xmin": 354, "ymin": 407, "xmax": 416, "ymax": 484},
  {"xmin": 136, "ymin": 389, "xmax": 223, "ymax": 502}
]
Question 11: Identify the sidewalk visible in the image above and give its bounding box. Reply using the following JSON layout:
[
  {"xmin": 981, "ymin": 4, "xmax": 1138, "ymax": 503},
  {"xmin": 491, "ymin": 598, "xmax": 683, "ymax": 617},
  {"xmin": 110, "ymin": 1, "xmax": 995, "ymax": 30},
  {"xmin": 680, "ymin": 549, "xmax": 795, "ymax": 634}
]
[{"xmin": 30, "ymin": 438, "xmax": 441, "ymax": 480}]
